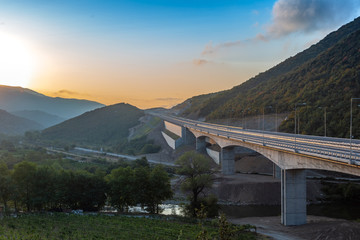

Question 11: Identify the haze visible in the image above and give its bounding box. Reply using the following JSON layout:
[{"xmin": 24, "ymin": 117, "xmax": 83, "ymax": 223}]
[{"xmin": 0, "ymin": 0, "xmax": 359, "ymax": 108}]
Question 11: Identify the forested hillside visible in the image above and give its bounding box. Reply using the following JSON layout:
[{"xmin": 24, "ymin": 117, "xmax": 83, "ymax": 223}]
[
  {"xmin": 41, "ymin": 103, "xmax": 161, "ymax": 154},
  {"xmin": 178, "ymin": 17, "xmax": 360, "ymax": 138},
  {"xmin": 41, "ymin": 103, "xmax": 142, "ymax": 145},
  {"xmin": 0, "ymin": 109, "xmax": 43, "ymax": 135}
]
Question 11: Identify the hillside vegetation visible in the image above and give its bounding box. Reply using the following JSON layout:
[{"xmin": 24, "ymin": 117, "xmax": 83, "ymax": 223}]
[
  {"xmin": 41, "ymin": 103, "xmax": 160, "ymax": 154},
  {"xmin": 178, "ymin": 17, "xmax": 360, "ymax": 138},
  {"xmin": 0, "ymin": 109, "xmax": 43, "ymax": 135},
  {"xmin": 42, "ymin": 103, "xmax": 143, "ymax": 144}
]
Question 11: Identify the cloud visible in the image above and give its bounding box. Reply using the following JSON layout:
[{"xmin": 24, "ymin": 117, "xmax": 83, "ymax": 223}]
[
  {"xmin": 193, "ymin": 58, "xmax": 211, "ymax": 66},
  {"xmin": 51, "ymin": 89, "xmax": 92, "ymax": 99},
  {"xmin": 267, "ymin": 0, "xmax": 360, "ymax": 37},
  {"xmin": 201, "ymin": 41, "xmax": 244, "ymax": 56},
  {"xmin": 56, "ymin": 89, "xmax": 79, "ymax": 95},
  {"xmin": 201, "ymin": 0, "xmax": 360, "ymax": 55},
  {"xmin": 155, "ymin": 97, "xmax": 183, "ymax": 102},
  {"xmin": 201, "ymin": 42, "xmax": 215, "ymax": 55}
]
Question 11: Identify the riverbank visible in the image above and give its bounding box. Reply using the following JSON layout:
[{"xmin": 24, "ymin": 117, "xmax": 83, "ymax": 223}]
[{"xmin": 229, "ymin": 215, "xmax": 360, "ymax": 240}]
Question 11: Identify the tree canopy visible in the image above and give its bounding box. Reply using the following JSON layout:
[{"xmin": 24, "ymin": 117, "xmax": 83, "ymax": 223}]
[{"xmin": 176, "ymin": 151, "xmax": 217, "ymax": 217}]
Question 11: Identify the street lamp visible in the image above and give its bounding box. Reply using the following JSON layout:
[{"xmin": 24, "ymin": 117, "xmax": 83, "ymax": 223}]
[
  {"xmin": 324, "ymin": 107, "xmax": 327, "ymax": 137},
  {"xmin": 243, "ymin": 107, "xmax": 251, "ymax": 129},
  {"xmin": 295, "ymin": 103, "xmax": 307, "ymax": 134},
  {"xmin": 350, "ymin": 98, "xmax": 360, "ymax": 163},
  {"xmin": 294, "ymin": 102, "xmax": 306, "ymax": 152},
  {"xmin": 241, "ymin": 110, "xmax": 245, "ymax": 130},
  {"xmin": 318, "ymin": 107, "xmax": 327, "ymax": 137},
  {"xmin": 262, "ymin": 105, "xmax": 272, "ymax": 145},
  {"xmin": 275, "ymin": 105, "xmax": 278, "ymax": 132}
]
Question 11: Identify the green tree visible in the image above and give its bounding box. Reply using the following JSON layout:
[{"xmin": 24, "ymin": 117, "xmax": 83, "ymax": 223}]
[
  {"xmin": 0, "ymin": 161, "xmax": 13, "ymax": 213},
  {"xmin": 12, "ymin": 161, "xmax": 37, "ymax": 211},
  {"xmin": 62, "ymin": 170, "xmax": 107, "ymax": 211},
  {"xmin": 106, "ymin": 167, "xmax": 136, "ymax": 212},
  {"xmin": 146, "ymin": 165, "xmax": 173, "ymax": 213},
  {"xmin": 133, "ymin": 166, "xmax": 150, "ymax": 209},
  {"xmin": 31, "ymin": 166, "xmax": 58, "ymax": 210},
  {"xmin": 176, "ymin": 151, "xmax": 216, "ymax": 217}
]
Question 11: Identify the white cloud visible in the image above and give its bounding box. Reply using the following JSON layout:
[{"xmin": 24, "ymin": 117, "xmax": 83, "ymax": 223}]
[
  {"xmin": 267, "ymin": 0, "xmax": 360, "ymax": 37},
  {"xmin": 201, "ymin": 0, "xmax": 360, "ymax": 55}
]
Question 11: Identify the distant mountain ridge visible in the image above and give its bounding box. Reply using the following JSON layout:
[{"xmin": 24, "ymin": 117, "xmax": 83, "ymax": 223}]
[
  {"xmin": 0, "ymin": 109, "xmax": 43, "ymax": 135},
  {"xmin": 0, "ymin": 85, "xmax": 104, "ymax": 120},
  {"xmin": 11, "ymin": 110, "xmax": 65, "ymax": 128}
]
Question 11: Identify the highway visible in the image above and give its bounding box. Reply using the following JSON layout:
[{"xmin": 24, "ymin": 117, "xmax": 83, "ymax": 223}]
[
  {"xmin": 159, "ymin": 114, "xmax": 360, "ymax": 165},
  {"xmin": 74, "ymin": 147, "xmax": 176, "ymax": 166}
]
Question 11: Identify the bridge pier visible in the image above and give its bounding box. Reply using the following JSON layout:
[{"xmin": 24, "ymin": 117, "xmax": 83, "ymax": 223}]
[
  {"xmin": 221, "ymin": 147, "xmax": 235, "ymax": 175},
  {"xmin": 273, "ymin": 163, "xmax": 281, "ymax": 179},
  {"xmin": 281, "ymin": 169, "xmax": 307, "ymax": 226},
  {"xmin": 196, "ymin": 137, "xmax": 207, "ymax": 153},
  {"xmin": 182, "ymin": 127, "xmax": 195, "ymax": 145}
]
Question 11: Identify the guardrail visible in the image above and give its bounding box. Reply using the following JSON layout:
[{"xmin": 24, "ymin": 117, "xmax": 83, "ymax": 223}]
[{"xmin": 158, "ymin": 114, "xmax": 360, "ymax": 165}]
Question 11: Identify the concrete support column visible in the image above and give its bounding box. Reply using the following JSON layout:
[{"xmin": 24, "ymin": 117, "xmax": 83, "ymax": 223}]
[
  {"xmin": 221, "ymin": 147, "xmax": 235, "ymax": 175},
  {"xmin": 281, "ymin": 169, "xmax": 307, "ymax": 226},
  {"xmin": 196, "ymin": 137, "xmax": 206, "ymax": 153},
  {"xmin": 273, "ymin": 163, "xmax": 281, "ymax": 179},
  {"xmin": 182, "ymin": 127, "xmax": 195, "ymax": 145}
]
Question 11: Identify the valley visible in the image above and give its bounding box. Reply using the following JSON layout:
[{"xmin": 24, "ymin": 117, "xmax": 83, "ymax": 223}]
[{"xmin": 0, "ymin": 7, "xmax": 360, "ymax": 240}]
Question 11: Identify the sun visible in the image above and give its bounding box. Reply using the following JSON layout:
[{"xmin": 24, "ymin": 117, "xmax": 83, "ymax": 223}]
[{"xmin": 0, "ymin": 32, "xmax": 36, "ymax": 88}]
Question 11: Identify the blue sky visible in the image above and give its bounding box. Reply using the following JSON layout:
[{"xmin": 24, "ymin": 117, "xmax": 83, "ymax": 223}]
[{"xmin": 0, "ymin": 0, "xmax": 359, "ymax": 108}]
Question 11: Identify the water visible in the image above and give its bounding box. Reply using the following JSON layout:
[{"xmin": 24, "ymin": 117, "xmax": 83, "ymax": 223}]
[
  {"xmin": 109, "ymin": 202, "xmax": 360, "ymax": 220},
  {"xmin": 129, "ymin": 204, "xmax": 183, "ymax": 216},
  {"xmin": 158, "ymin": 203, "xmax": 360, "ymax": 220}
]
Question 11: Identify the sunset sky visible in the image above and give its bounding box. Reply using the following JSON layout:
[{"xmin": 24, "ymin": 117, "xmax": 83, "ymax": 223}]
[{"xmin": 0, "ymin": 0, "xmax": 359, "ymax": 109}]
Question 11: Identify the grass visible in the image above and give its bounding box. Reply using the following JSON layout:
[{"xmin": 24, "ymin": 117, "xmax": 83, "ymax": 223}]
[
  {"xmin": 130, "ymin": 116, "xmax": 162, "ymax": 140},
  {"xmin": 162, "ymin": 129, "xmax": 180, "ymax": 140},
  {"xmin": 0, "ymin": 213, "xmax": 259, "ymax": 239},
  {"xmin": 0, "ymin": 214, "xmax": 213, "ymax": 239}
]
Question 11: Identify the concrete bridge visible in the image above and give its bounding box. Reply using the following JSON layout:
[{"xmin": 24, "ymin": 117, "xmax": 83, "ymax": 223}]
[{"xmin": 159, "ymin": 114, "xmax": 360, "ymax": 226}]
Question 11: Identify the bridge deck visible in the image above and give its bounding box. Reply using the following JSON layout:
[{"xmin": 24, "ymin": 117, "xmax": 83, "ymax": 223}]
[{"xmin": 160, "ymin": 114, "xmax": 360, "ymax": 165}]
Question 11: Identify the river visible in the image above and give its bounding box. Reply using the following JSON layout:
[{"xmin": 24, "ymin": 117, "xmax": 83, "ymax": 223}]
[{"xmin": 153, "ymin": 203, "xmax": 360, "ymax": 220}]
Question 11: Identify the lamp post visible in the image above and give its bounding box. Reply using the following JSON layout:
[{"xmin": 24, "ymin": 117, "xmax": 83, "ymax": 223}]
[
  {"xmin": 244, "ymin": 107, "xmax": 250, "ymax": 129},
  {"xmin": 324, "ymin": 107, "xmax": 327, "ymax": 137},
  {"xmin": 350, "ymin": 98, "xmax": 360, "ymax": 163},
  {"xmin": 263, "ymin": 105, "xmax": 272, "ymax": 145},
  {"xmin": 318, "ymin": 107, "xmax": 327, "ymax": 137},
  {"xmin": 242, "ymin": 110, "xmax": 245, "ymax": 129},
  {"xmin": 275, "ymin": 105, "xmax": 278, "ymax": 132},
  {"xmin": 294, "ymin": 102, "xmax": 306, "ymax": 151}
]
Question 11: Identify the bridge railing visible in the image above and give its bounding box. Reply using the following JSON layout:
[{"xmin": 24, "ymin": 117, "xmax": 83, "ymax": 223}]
[{"xmin": 159, "ymin": 114, "xmax": 360, "ymax": 165}]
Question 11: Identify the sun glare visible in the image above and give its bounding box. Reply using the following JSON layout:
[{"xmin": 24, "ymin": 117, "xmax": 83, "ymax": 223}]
[{"xmin": 0, "ymin": 32, "xmax": 36, "ymax": 88}]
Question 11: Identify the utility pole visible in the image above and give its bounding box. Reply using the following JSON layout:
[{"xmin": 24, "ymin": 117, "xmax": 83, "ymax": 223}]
[{"xmin": 294, "ymin": 103, "xmax": 306, "ymax": 151}]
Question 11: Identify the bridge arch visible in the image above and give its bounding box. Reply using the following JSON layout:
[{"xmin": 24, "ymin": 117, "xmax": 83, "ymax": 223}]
[
  {"xmin": 188, "ymin": 127, "xmax": 360, "ymax": 177},
  {"xmin": 161, "ymin": 117, "xmax": 360, "ymax": 226}
]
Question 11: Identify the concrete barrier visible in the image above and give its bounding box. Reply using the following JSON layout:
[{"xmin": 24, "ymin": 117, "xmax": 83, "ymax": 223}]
[{"xmin": 206, "ymin": 147, "xmax": 220, "ymax": 164}]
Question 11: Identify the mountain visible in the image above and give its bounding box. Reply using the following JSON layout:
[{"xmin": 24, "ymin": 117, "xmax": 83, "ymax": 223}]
[
  {"xmin": 177, "ymin": 17, "xmax": 360, "ymax": 138},
  {"xmin": 0, "ymin": 109, "xmax": 43, "ymax": 135},
  {"xmin": 11, "ymin": 110, "xmax": 65, "ymax": 128},
  {"xmin": 0, "ymin": 85, "xmax": 104, "ymax": 119},
  {"xmin": 41, "ymin": 103, "xmax": 145, "ymax": 145}
]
